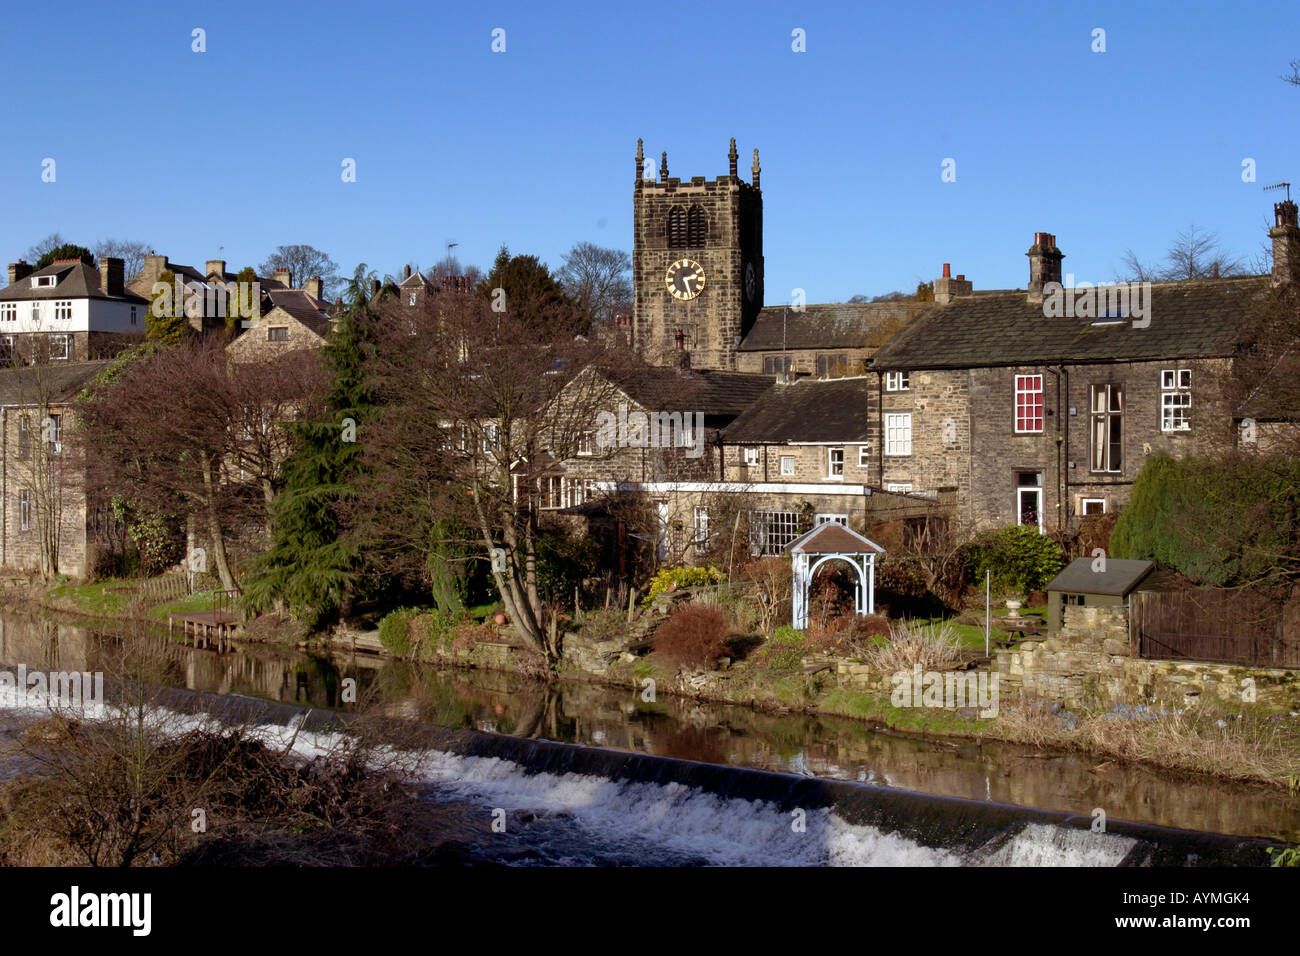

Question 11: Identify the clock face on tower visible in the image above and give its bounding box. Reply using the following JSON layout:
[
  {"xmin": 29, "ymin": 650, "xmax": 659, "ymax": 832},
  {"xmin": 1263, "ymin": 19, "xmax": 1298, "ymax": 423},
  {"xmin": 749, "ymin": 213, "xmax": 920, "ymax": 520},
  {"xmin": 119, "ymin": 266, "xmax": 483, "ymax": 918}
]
[
  {"xmin": 665, "ymin": 259, "xmax": 706, "ymax": 300},
  {"xmin": 744, "ymin": 261, "xmax": 756, "ymax": 303}
]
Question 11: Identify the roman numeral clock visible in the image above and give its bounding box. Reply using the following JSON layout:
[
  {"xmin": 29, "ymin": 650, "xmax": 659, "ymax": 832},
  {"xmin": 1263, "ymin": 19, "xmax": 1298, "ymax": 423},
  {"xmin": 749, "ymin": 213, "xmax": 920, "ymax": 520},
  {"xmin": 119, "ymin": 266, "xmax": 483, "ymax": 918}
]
[{"xmin": 666, "ymin": 258, "xmax": 706, "ymax": 300}]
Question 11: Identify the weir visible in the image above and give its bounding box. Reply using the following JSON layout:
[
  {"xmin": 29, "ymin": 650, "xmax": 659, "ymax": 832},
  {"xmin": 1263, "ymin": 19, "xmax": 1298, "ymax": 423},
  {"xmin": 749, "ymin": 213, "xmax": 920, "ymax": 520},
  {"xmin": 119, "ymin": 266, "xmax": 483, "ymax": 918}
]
[{"xmin": 3, "ymin": 666, "xmax": 1279, "ymax": 867}]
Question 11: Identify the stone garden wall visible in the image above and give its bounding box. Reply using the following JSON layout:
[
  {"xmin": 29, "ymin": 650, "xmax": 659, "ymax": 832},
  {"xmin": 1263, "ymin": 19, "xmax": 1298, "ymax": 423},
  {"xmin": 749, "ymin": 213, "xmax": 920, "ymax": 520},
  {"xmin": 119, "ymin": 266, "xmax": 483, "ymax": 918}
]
[{"xmin": 997, "ymin": 605, "xmax": 1299, "ymax": 711}]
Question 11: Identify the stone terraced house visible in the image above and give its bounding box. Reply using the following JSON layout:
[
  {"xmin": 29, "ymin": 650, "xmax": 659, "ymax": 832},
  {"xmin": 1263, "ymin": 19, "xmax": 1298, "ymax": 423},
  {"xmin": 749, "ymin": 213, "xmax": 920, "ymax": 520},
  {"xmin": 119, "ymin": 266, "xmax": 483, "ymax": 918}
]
[
  {"xmin": 0, "ymin": 361, "xmax": 109, "ymax": 578},
  {"xmin": 867, "ymin": 208, "xmax": 1300, "ymax": 535}
]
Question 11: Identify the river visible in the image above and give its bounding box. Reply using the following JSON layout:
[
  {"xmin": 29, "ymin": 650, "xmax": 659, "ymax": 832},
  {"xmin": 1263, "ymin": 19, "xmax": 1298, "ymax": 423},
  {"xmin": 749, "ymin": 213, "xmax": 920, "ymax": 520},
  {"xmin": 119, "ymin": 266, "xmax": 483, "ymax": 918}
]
[{"xmin": 0, "ymin": 608, "xmax": 1296, "ymax": 862}]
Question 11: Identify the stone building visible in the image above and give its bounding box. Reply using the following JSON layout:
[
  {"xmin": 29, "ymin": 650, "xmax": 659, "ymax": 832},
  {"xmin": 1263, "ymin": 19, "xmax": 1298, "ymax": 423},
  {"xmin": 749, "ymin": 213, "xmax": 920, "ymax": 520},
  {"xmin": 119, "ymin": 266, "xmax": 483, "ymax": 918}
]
[
  {"xmin": 733, "ymin": 301, "xmax": 927, "ymax": 377},
  {"xmin": 867, "ymin": 217, "xmax": 1294, "ymax": 535},
  {"xmin": 0, "ymin": 361, "xmax": 109, "ymax": 578},
  {"xmin": 632, "ymin": 139, "xmax": 764, "ymax": 371},
  {"xmin": 0, "ymin": 258, "xmax": 147, "ymax": 363}
]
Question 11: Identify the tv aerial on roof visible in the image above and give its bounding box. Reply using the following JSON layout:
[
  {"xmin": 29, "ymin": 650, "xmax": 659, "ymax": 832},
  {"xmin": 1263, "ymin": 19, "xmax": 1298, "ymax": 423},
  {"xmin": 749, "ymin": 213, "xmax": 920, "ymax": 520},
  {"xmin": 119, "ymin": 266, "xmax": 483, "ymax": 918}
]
[{"xmin": 1264, "ymin": 181, "xmax": 1291, "ymax": 202}]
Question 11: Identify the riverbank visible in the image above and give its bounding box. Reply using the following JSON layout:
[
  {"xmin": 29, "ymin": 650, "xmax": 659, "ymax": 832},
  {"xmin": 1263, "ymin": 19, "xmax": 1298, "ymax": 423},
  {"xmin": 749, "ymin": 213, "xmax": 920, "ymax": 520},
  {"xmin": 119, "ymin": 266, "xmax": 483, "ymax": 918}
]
[
  {"xmin": 391, "ymin": 604, "xmax": 1300, "ymax": 794},
  {"xmin": 12, "ymin": 576, "xmax": 1300, "ymax": 795}
]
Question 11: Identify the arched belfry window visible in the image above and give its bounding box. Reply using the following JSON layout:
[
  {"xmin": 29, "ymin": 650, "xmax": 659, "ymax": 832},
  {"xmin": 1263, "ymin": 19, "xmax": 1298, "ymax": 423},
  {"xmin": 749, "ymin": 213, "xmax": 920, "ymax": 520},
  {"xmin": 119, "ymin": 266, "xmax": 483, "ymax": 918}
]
[
  {"xmin": 687, "ymin": 205, "xmax": 707, "ymax": 245},
  {"xmin": 668, "ymin": 206, "xmax": 687, "ymax": 247}
]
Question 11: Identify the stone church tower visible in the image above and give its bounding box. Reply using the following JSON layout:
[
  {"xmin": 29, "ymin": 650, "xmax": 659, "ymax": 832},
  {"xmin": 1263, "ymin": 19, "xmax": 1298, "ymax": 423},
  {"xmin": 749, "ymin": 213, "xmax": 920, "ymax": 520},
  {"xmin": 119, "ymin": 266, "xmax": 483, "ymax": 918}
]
[{"xmin": 632, "ymin": 139, "xmax": 763, "ymax": 370}]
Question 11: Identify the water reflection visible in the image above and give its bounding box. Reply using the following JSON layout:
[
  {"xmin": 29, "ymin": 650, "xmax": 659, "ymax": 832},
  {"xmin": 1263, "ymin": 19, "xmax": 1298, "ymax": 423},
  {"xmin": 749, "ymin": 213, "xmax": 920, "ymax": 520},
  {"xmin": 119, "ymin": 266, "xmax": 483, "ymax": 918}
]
[{"xmin": 0, "ymin": 609, "xmax": 1297, "ymax": 842}]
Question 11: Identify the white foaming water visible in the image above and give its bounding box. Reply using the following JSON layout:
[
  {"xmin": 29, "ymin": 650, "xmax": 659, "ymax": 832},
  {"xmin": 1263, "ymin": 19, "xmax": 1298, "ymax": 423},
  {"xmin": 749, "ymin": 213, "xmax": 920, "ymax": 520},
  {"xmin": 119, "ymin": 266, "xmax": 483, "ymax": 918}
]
[
  {"xmin": 410, "ymin": 749, "xmax": 965, "ymax": 866},
  {"xmin": 0, "ymin": 695, "xmax": 1140, "ymax": 866},
  {"xmin": 975, "ymin": 822, "xmax": 1137, "ymax": 866}
]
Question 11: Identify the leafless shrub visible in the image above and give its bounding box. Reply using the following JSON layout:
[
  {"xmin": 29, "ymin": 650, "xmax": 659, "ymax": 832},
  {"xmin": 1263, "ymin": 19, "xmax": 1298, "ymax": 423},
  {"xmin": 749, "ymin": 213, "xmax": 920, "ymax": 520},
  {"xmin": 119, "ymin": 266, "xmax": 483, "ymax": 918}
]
[{"xmin": 862, "ymin": 620, "xmax": 965, "ymax": 674}]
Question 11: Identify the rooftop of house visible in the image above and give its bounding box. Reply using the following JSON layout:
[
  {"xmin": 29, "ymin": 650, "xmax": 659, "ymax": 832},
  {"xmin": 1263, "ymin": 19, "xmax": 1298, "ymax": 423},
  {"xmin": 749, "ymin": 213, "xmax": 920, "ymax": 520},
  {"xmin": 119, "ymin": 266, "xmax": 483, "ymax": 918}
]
[
  {"xmin": 737, "ymin": 301, "xmax": 925, "ymax": 352},
  {"xmin": 263, "ymin": 288, "xmax": 332, "ymax": 335},
  {"xmin": 0, "ymin": 360, "xmax": 110, "ymax": 405},
  {"xmin": 722, "ymin": 375, "xmax": 874, "ymax": 443},
  {"xmin": 0, "ymin": 261, "xmax": 148, "ymax": 303},
  {"xmin": 870, "ymin": 276, "xmax": 1272, "ymax": 370},
  {"xmin": 600, "ymin": 363, "xmax": 775, "ymax": 418}
]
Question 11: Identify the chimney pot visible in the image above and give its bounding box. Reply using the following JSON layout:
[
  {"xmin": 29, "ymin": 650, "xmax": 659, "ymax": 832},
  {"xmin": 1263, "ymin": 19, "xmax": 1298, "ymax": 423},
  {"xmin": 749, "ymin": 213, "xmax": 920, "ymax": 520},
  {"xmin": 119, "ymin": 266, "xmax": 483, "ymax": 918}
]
[
  {"xmin": 1027, "ymin": 231, "xmax": 1064, "ymax": 302},
  {"xmin": 1269, "ymin": 200, "xmax": 1300, "ymax": 287}
]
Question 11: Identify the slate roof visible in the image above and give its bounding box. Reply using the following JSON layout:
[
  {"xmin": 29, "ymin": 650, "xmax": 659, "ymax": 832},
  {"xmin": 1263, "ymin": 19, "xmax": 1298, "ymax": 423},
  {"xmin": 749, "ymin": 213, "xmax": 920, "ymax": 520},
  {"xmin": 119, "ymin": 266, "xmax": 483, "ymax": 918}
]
[
  {"xmin": 738, "ymin": 301, "xmax": 924, "ymax": 351},
  {"xmin": 721, "ymin": 376, "xmax": 873, "ymax": 443},
  {"xmin": 0, "ymin": 261, "xmax": 148, "ymax": 303},
  {"xmin": 264, "ymin": 289, "xmax": 331, "ymax": 335},
  {"xmin": 601, "ymin": 364, "xmax": 774, "ymax": 418},
  {"xmin": 870, "ymin": 277, "xmax": 1270, "ymax": 370},
  {"xmin": 0, "ymin": 360, "xmax": 109, "ymax": 406},
  {"xmin": 1046, "ymin": 557, "xmax": 1155, "ymax": 596},
  {"xmin": 787, "ymin": 522, "xmax": 884, "ymax": 554}
]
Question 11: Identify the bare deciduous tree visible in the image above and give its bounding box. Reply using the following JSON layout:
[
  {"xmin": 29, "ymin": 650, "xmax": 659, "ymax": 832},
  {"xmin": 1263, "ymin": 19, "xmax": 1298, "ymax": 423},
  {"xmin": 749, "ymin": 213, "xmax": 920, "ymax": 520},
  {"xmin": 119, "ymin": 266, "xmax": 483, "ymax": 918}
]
[
  {"xmin": 258, "ymin": 244, "xmax": 341, "ymax": 298},
  {"xmin": 556, "ymin": 241, "xmax": 633, "ymax": 325},
  {"xmin": 92, "ymin": 239, "xmax": 151, "ymax": 280},
  {"xmin": 1119, "ymin": 226, "xmax": 1247, "ymax": 282}
]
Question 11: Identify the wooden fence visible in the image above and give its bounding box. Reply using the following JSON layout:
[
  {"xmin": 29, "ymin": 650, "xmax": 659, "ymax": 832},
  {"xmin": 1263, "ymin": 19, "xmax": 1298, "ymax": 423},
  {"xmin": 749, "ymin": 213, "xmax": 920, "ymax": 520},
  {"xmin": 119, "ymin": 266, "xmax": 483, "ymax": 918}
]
[{"xmin": 1130, "ymin": 589, "xmax": 1300, "ymax": 669}]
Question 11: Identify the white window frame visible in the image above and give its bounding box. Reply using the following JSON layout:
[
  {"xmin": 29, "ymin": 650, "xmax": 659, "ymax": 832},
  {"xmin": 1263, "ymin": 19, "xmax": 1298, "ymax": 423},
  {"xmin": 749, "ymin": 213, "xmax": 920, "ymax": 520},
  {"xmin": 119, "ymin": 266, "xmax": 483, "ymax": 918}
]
[
  {"xmin": 742, "ymin": 446, "xmax": 760, "ymax": 466},
  {"xmin": 826, "ymin": 446, "xmax": 844, "ymax": 479},
  {"xmin": 0, "ymin": 335, "xmax": 12, "ymax": 360},
  {"xmin": 576, "ymin": 430, "xmax": 594, "ymax": 456},
  {"xmin": 779, "ymin": 455, "xmax": 795, "ymax": 476},
  {"xmin": 49, "ymin": 333, "xmax": 70, "ymax": 360},
  {"xmin": 1014, "ymin": 374, "xmax": 1044, "ymax": 434},
  {"xmin": 32, "ymin": 275, "xmax": 56, "ymax": 288},
  {"xmin": 1090, "ymin": 384, "xmax": 1123, "ymax": 473},
  {"xmin": 0, "ymin": 304, "xmax": 15, "ymax": 322},
  {"xmin": 53, "ymin": 300, "xmax": 72, "ymax": 321},
  {"xmin": 858, "ymin": 444, "xmax": 870, "ymax": 467},
  {"xmin": 1080, "ymin": 497, "xmax": 1106, "ymax": 516},
  {"xmin": 18, "ymin": 490, "xmax": 30, "ymax": 532},
  {"xmin": 884, "ymin": 413, "xmax": 912, "ymax": 456},
  {"xmin": 886, "ymin": 482, "xmax": 913, "ymax": 494},
  {"xmin": 1160, "ymin": 368, "xmax": 1191, "ymax": 432},
  {"xmin": 885, "ymin": 371, "xmax": 910, "ymax": 391}
]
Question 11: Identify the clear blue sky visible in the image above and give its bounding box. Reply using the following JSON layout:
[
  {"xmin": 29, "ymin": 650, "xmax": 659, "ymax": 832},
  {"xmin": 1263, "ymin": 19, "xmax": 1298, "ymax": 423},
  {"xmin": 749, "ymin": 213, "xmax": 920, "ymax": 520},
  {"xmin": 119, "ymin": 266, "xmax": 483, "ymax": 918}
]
[{"xmin": 2, "ymin": 0, "xmax": 1297, "ymax": 302}]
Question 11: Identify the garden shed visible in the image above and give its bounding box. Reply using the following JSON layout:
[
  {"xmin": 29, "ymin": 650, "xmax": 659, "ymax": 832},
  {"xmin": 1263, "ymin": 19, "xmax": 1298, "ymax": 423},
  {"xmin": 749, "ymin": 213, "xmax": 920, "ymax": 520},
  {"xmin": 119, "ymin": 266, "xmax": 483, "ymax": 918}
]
[{"xmin": 1044, "ymin": 558, "xmax": 1155, "ymax": 632}]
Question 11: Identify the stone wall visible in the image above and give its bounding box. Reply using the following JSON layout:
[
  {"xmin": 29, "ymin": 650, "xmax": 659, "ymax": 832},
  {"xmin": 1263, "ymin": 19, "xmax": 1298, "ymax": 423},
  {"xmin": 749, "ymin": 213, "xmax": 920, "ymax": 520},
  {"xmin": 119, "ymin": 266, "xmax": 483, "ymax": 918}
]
[
  {"xmin": 997, "ymin": 604, "xmax": 1299, "ymax": 710},
  {"xmin": 722, "ymin": 441, "xmax": 871, "ymax": 485}
]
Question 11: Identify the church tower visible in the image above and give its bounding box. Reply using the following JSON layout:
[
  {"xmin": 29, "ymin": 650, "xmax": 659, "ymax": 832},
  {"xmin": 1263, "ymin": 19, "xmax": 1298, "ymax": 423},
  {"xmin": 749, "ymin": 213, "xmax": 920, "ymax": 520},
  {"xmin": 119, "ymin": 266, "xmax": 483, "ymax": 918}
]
[{"xmin": 631, "ymin": 139, "xmax": 763, "ymax": 370}]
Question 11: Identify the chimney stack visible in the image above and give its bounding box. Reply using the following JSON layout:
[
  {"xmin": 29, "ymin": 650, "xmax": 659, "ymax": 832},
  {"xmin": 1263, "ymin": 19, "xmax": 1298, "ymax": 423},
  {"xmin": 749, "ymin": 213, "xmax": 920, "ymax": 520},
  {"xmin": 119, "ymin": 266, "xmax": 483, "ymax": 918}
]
[
  {"xmin": 274, "ymin": 267, "xmax": 293, "ymax": 288},
  {"xmin": 304, "ymin": 276, "xmax": 323, "ymax": 300},
  {"xmin": 1270, "ymin": 201, "xmax": 1300, "ymax": 288},
  {"xmin": 205, "ymin": 259, "xmax": 226, "ymax": 280},
  {"xmin": 1026, "ymin": 232, "xmax": 1064, "ymax": 301},
  {"xmin": 100, "ymin": 257, "xmax": 124, "ymax": 296},
  {"xmin": 934, "ymin": 263, "xmax": 973, "ymax": 304},
  {"xmin": 402, "ymin": 264, "xmax": 412, "ymax": 280},
  {"xmin": 7, "ymin": 260, "xmax": 33, "ymax": 286}
]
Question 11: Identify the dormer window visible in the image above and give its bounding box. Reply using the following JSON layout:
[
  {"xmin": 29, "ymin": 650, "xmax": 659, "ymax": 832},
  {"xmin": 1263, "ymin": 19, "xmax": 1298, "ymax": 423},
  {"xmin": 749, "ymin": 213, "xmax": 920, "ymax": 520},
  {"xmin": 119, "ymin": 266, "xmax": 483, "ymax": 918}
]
[{"xmin": 32, "ymin": 275, "xmax": 56, "ymax": 288}]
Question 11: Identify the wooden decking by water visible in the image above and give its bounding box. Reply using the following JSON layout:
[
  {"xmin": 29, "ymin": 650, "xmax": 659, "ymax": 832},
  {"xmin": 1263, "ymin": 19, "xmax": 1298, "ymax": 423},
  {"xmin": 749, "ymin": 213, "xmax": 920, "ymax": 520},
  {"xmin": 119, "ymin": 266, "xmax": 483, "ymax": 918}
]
[{"xmin": 168, "ymin": 589, "xmax": 239, "ymax": 648}]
